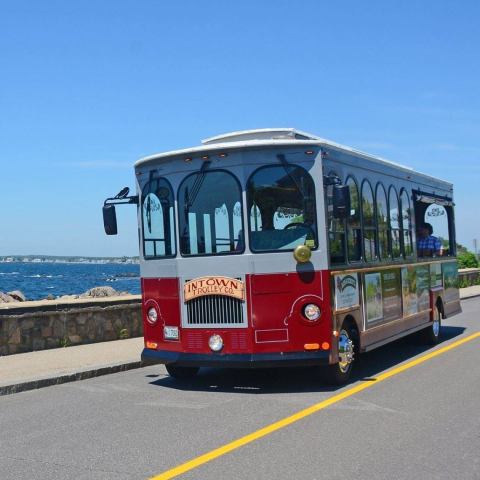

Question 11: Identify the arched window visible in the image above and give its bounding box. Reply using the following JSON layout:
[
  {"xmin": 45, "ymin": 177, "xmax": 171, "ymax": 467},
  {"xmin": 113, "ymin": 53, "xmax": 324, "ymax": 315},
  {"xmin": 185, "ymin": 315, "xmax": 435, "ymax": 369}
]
[
  {"xmin": 376, "ymin": 183, "xmax": 389, "ymax": 259},
  {"xmin": 246, "ymin": 164, "xmax": 317, "ymax": 252},
  {"xmin": 326, "ymin": 172, "xmax": 346, "ymax": 264},
  {"xmin": 142, "ymin": 177, "xmax": 176, "ymax": 258},
  {"xmin": 424, "ymin": 204, "xmax": 449, "ymax": 255},
  {"xmin": 346, "ymin": 176, "xmax": 361, "ymax": 262},
  {"xmin": 178, "ymin": 170, "xmax": 244, "ymax": 256},
  {"xmin": 400, "ymin": 189, "xmax": 413, "ymax": 257},
  {"xmin": 389, "ymin": 187, "xmax": 401, "ymax": 259},
  {"xmin": 361, "ymin": 180, "xmax": 376, "ymax": 262}
]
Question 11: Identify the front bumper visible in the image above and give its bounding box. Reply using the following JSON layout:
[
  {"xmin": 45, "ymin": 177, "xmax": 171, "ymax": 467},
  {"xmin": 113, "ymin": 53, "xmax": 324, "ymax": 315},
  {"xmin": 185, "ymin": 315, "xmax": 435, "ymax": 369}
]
[{"xmin": 141, "ymin": 348, "xmax": 330, "ymax": 368}]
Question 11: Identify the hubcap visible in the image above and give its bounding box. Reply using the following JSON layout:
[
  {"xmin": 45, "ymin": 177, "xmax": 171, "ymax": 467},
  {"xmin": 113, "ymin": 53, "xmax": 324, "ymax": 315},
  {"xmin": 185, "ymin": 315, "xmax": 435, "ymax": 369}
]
[
  {"xmin": 433, "ymin": 309, "xmax": 441, "ymax": 337},
  {"xmin": 338, "ymin": 329, "xmax": 354, "ymax": 373}
]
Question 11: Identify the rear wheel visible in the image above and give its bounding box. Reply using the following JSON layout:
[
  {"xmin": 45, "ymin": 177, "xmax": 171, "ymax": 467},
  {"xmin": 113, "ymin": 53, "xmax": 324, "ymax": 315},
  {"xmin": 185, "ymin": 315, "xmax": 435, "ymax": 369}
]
[
  {"xmin": 165, "ymin": 365, "xmax": 199, "ymax": 380},
  {"xmin": 323, "ymin": 325, "xmax": 357, "ymax": 385},
  {"xmin": 419, "ymin": 304, "xmax": 442, "ymax": 345}
]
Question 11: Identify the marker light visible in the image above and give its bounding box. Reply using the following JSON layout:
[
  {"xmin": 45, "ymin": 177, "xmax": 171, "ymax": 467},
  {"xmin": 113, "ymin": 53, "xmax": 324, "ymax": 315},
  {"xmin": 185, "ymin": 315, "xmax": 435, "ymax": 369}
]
[
  {"xmin": 305, "ymin": 150, "xmax": 314, "ymax": 155},
  {"xmin": 321, "ymin": 342, "xmax": 330, "ymax": 350},
  {"xmin": 147, "ymin": 307, "xmax": 158, "ymax": 325},
  {"xmin": 218, "ymin": 152, "xmax": 228, "ymax": 158},
  {"xmin": 304, "ymin": 343, "xmax": 320, "ymax": 350},
  {"xmin": 201, "ymin": 155, "xmax": 209, "ymax": 160},
  {"xmin": 184, "ymin": 157, "xmax": 192, "ymax": 163},
  {"xmin": 303, "ymin": 304, "xmax": 321, "ymax": 321},
  {"xmin": 146, "ymin": 341, "xmax": 158, "ymax": 349},
  {"xmin": 208, "ymin": 334, "xmax": 223, "ymax": 352}
]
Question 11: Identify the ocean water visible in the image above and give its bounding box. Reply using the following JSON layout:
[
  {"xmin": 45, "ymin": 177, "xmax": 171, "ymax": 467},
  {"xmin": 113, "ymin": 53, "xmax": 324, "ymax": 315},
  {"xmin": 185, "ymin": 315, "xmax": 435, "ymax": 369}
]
[{"xmin": 0, "ymin": 262, "xmax": 140, "ymax": 301}]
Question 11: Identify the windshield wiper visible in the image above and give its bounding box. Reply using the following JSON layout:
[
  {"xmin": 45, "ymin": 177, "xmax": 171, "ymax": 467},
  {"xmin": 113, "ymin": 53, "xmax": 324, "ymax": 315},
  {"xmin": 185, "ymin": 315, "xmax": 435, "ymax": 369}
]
[
  {"xmin": 185, "ymin": 160, "xmax": 211, "ymax": 210},
  {"xmin": 277, "ymin": 154, "xmax": 307, "ymax": 198}
]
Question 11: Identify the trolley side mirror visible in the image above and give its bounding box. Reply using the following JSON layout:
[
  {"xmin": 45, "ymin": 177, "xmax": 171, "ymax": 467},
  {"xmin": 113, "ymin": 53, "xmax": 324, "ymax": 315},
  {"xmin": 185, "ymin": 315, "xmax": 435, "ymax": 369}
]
[
  {"xmin": 103, "ymin": 204, "xmax": 118, "ymax": 235},
  {"xmin": 333, "ymin": 185, "xmax": 350, "ymax": 219}
]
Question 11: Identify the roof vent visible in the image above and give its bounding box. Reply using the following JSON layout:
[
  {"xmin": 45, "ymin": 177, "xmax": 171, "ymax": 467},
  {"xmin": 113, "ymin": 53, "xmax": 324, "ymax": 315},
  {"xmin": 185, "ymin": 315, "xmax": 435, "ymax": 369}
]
[{"xmin": 201, "ymin": 128, "xmax": 320, "ymax": 145}]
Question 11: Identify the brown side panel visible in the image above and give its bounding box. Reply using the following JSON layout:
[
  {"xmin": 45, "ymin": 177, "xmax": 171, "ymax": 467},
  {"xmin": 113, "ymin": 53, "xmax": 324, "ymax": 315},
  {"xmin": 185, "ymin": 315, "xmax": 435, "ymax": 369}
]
[
  {"xmin": 361, "ymin": 312, "xmax": 430, "ymax": 351},
  {"xmin": 442, "ymin": 261, "xmax": 462, "ymax": 318}
]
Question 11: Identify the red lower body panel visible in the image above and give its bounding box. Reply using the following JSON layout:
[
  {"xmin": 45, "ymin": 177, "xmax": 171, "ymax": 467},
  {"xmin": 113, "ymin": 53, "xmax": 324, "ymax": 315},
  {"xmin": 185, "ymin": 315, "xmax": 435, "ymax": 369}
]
[{"xmin": 141, "ymin": 270, "xmax": 332, "ymax": 367}]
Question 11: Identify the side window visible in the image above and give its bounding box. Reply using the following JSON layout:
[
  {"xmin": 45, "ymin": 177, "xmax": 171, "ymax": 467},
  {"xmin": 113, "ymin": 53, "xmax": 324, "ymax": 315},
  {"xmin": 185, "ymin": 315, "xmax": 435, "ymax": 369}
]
[
  {"xmin": 423, "ymin": 204, "xmax": 451, "ymax": 256},
  {"xmin": 325, "ymin": 172, "xmax": 346, "ymax": 264},
  {"xmin": 142, "ymin": 177, "xmax": 176, "ymax": 258},
  {"xmin": 246, "ymin": 164, "xmax": 318, "ymax": 253},
  {"xmin": 413, "ymin": 190, "xmax": 457, "ymax": 258},
  {"xmin": 400, "ymin": 189, "xmax": 413, "ymax": 257},
  {"xmin": 346, "ymin": 177, "xmax": 361, "ymax": 262},
  {"xmin": 376, "ymin": 183, "xmax": 389, "ymax": 260},
  {"xmin": 361, "ymin": 180, "xmax": 377, "ymax": 262},
  {"xmin": 389, "ymin": 187, "xmax": 401, "ymax": 259}
]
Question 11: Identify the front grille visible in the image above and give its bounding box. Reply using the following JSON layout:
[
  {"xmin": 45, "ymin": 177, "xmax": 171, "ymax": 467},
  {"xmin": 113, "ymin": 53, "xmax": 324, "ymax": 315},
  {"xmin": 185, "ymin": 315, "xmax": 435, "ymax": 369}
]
[{"xmin": 186, "ymin": 295, "xmax": 245, "ymax": 326}]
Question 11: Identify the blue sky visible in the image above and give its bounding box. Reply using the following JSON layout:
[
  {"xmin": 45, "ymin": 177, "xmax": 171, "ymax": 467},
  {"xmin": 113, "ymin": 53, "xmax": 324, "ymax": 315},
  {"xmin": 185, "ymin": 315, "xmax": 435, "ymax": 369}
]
[{"xmin": 1, "ymin": 0, "xmax": 479, "ymax": 256}]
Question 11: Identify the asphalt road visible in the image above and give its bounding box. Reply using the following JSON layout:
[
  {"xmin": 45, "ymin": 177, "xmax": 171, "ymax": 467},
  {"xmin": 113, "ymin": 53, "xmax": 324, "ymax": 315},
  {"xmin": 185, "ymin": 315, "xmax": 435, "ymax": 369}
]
[{"xmin": 1, "ymin": 297, "xmax": 479, "ymax": 480}]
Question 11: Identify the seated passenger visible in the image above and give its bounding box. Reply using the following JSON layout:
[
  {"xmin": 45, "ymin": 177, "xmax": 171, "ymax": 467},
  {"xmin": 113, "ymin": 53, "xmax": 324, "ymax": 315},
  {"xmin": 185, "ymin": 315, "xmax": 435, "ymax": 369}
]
[{"xmin": 417, "ymin": 222, "xmax": 442, "ymax": 257}]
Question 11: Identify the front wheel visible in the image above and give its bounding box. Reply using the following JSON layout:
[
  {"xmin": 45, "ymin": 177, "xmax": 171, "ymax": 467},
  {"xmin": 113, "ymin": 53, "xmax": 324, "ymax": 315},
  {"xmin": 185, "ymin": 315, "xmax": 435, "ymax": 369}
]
[
  {"xmin": 323, "ymin": 326, "xmax": 357, "ymax": 385},
  {"xmin": 165, "ymin": 365, "xmax": 199, "ymax": 380}
]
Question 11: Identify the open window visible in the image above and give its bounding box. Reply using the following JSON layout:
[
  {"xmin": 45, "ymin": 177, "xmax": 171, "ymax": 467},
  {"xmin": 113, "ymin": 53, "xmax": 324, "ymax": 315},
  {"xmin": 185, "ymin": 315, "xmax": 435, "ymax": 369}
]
[{"xmin": 413, "ymin": 191, "xmax": 455, "ymax": 257}]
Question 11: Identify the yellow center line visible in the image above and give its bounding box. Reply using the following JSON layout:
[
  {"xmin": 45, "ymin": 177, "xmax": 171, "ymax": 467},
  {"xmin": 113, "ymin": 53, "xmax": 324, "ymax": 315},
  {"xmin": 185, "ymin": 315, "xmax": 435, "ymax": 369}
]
[{"xmin": 150, "ymin": 331, "xmax": 480, "ymax": 480}]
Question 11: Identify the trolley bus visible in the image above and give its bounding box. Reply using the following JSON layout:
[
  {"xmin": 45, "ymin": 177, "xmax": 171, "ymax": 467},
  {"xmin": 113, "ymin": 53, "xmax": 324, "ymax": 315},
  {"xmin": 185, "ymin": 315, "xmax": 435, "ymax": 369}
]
[{"xmin": 103, "ymin": 128, "xmax": 461, "ymax": 384}]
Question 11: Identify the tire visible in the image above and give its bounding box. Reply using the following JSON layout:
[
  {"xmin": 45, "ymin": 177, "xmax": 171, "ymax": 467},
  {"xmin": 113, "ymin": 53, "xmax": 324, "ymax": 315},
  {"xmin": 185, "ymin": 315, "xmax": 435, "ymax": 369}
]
[
  {"xmin": 323, "ymin": 325, "xmax": 357, "ymax": 385},
  {"xmin": 165, "ymin": 365, "xmax": 199, "ymax": 380},
  {"xmin": 419, "ymin": 305, "xmax": 442, "ymax": 345}
]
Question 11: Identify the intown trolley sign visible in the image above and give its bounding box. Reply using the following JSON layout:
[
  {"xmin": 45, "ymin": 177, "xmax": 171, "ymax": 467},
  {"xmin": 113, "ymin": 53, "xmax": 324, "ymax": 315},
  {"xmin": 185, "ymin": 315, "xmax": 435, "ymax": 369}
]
[{"xmin": 184, "ymin": 276, "xmax": 245, "ymax": 302}]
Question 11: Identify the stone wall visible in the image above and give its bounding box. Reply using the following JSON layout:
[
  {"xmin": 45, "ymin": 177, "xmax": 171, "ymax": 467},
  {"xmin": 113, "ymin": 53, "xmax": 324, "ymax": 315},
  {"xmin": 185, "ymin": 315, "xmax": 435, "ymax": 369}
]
[
  {"xmin": 458, "ymin": 268, "xmax": 480, "ymax": 286},
  {"xmin": 0, "ymin": 295, "xmax": 142, "ymax": 356}
]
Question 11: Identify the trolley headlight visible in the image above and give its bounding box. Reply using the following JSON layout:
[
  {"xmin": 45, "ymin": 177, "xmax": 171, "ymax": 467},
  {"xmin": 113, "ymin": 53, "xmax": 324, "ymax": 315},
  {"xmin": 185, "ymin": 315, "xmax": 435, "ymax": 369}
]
[
  {"xmin": 208, "ymin": 334, "xmax": 223, "ymax": 352},
  {"xmin": 303, "ymin": 303, "xmax": 321, "ymax": 321},
  {"xmin": 147, "ymin": 307, "xmax": 159, "ymax": 325}
]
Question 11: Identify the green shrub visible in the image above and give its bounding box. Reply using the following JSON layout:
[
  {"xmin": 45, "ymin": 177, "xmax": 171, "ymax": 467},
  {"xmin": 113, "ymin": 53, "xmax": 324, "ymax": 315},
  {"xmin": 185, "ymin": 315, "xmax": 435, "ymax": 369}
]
[
  {"xmin": 118, "ymin": 328, "xmax": 129, "ymax": 340},
  {"xmin": 458, "ymin": 251, "xmax": 479, "ymax": 269}
]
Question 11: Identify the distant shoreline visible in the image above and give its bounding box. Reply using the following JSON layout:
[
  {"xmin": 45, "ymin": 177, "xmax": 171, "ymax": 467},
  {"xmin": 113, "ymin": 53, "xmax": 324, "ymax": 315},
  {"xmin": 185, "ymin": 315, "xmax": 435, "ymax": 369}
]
[{"xmin": 0, "ymin": 256, "xmax": 139, "ymax": 265}]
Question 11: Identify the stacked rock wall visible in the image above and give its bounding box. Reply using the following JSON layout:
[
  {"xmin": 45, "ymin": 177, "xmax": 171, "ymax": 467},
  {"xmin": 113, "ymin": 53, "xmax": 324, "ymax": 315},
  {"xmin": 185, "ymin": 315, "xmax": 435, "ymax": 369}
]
[{"xmin": 0, "ymin": 296, "xmax": 142, "ymax": 355}]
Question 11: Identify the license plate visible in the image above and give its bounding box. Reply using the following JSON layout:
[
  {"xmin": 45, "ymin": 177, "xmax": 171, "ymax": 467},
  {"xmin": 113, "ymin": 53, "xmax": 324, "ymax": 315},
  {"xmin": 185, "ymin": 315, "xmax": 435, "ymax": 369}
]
[{"xmin": 164, "ymin": 326, "xmax": 179, "ymax": 340}]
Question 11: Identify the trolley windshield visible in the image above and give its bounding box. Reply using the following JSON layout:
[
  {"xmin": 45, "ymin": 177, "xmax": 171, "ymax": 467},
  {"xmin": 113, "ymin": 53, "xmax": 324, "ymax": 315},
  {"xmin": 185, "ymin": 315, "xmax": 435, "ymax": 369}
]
[
  {"xmin": 178, "ymin": 170, "xmax": 244, "ymax": 256},
  {"xmin": 246, "ymin": 164, "xmax": 317, "ymax": 252}
]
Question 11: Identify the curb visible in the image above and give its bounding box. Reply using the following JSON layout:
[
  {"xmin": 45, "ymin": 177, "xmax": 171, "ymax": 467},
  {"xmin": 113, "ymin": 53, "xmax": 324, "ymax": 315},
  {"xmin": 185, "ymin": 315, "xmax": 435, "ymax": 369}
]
[
  {"xmin": 461, "ymin": 293, "xmax": 480, "ymax": 301},
  {"xmin": 0, "ymin": 361, "xmax": 144, "ymax": 397}
]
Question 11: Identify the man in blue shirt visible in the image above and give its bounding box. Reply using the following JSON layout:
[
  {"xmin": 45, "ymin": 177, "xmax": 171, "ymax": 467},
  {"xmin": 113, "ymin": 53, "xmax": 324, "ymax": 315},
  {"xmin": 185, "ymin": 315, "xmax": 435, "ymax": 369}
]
[{"xmin": 417, "ymin": 222, "xmax": 442, "ymax": 257}]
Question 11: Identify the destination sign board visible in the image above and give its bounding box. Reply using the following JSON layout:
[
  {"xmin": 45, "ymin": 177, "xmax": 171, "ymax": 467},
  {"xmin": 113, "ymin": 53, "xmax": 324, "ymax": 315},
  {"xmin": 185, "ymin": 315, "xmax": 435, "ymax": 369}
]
[{"xmin": 184, "ymin": 276, "xmax": 245, "ymax": 302}]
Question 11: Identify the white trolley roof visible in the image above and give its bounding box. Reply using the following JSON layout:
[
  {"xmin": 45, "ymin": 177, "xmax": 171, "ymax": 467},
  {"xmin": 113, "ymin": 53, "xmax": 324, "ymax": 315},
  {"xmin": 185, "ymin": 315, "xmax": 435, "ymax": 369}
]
[{"xmin": 135, "ymin": 128, "xmax": 452, "ymax": 190}]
